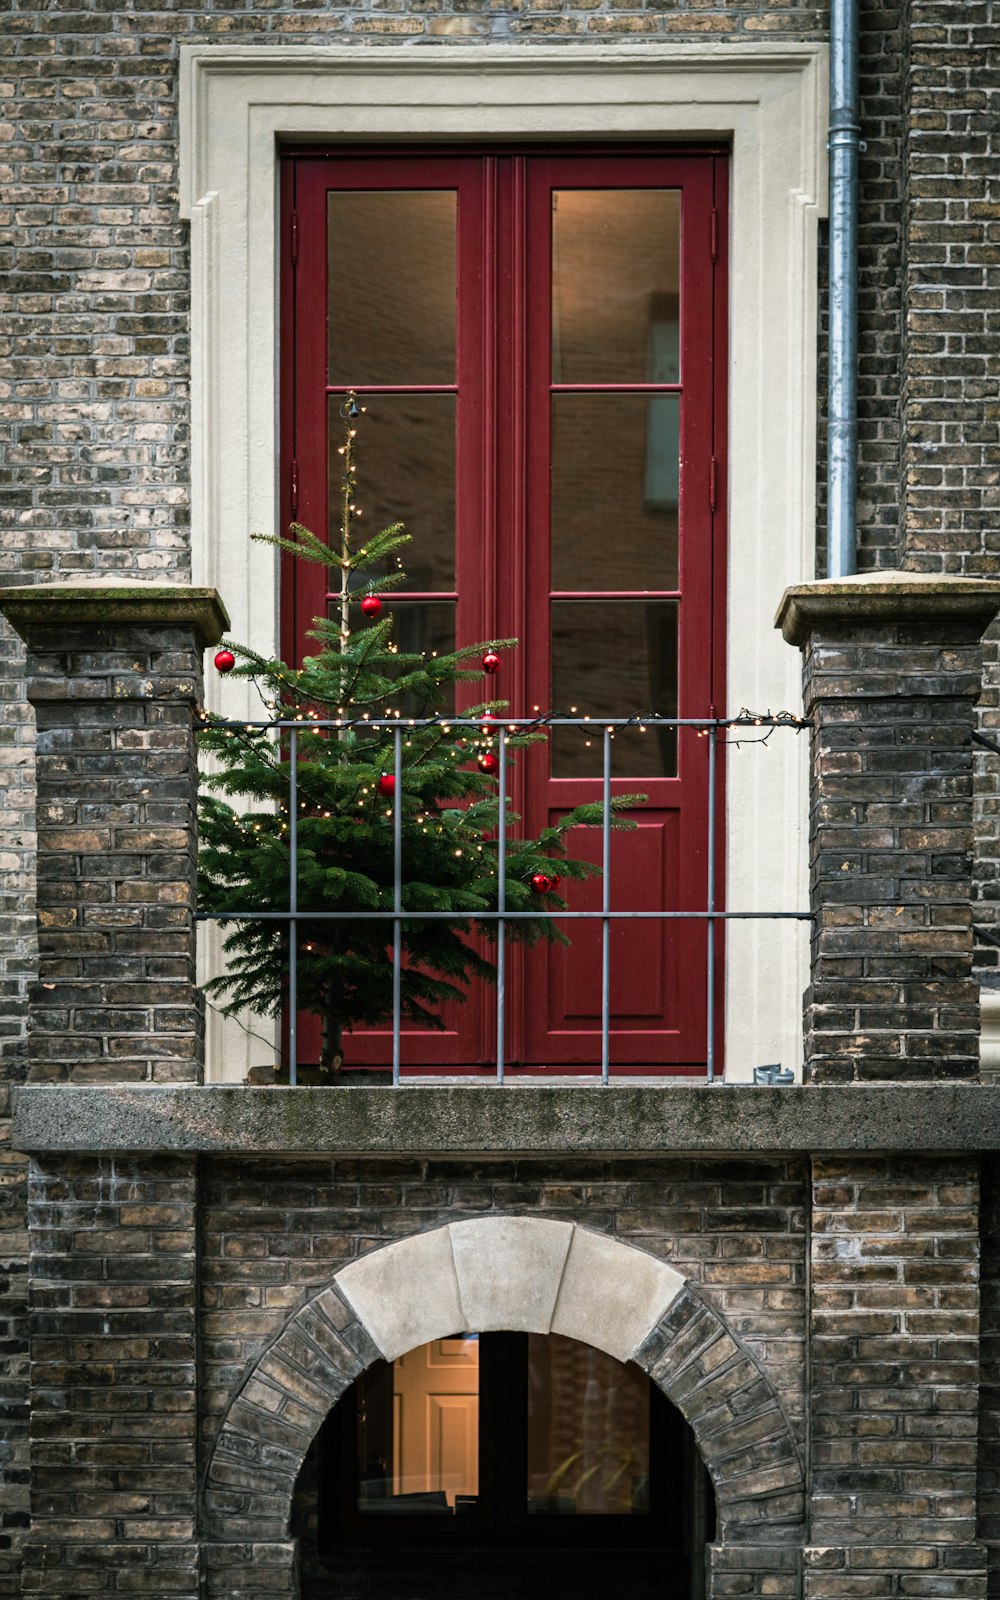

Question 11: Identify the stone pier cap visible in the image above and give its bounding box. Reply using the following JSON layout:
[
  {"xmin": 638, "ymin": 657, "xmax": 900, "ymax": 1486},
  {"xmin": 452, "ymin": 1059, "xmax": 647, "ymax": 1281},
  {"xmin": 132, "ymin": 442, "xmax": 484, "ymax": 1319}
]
[
  {"xmin": 0, "ymin": 576, "xmax": 230, "ymax": 645},
  {"xmin": 776, "ymin": 570, "xmax": 1000, "ymax": 646}
]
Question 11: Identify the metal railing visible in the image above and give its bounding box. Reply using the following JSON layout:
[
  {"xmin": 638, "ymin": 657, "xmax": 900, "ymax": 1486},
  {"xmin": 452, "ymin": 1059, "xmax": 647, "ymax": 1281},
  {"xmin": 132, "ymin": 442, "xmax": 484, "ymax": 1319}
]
[{"xmin": 197, "ymin": 715, "xmax": 809, "ymax": 1086}]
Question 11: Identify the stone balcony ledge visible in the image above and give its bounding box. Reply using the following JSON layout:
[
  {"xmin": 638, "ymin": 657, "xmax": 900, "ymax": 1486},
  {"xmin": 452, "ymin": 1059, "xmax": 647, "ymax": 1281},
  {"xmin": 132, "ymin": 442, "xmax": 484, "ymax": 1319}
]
[{"xmin": 13, "ymin": 1081, "xmax": 1000, "ymax": 1157}]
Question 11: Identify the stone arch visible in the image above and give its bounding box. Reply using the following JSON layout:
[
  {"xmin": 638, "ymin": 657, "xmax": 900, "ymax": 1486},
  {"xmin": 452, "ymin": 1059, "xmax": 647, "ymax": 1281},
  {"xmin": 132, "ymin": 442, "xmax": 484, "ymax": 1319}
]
[{"xmin": 203, "ymin": 1217, "xmax": 804, "ymax": 1550}]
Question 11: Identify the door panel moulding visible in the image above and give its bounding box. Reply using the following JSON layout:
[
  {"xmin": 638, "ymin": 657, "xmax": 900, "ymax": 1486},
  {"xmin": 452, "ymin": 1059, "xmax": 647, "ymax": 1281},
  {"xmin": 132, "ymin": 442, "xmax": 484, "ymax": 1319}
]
[{"xmin": 180, "ymin": 43, "xmax": 828, "ymax": 1084}]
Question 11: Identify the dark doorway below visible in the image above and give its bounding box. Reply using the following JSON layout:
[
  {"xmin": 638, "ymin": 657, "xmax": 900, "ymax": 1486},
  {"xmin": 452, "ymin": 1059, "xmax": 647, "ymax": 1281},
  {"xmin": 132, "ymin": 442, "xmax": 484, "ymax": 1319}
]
[
  {"xmin": 310, "ymin": 1546, "xmax": 691, "ymax": 1600},
  {"xmin": 295, "ymin": 1331, "xmax": 714, "ymax": 1600}
]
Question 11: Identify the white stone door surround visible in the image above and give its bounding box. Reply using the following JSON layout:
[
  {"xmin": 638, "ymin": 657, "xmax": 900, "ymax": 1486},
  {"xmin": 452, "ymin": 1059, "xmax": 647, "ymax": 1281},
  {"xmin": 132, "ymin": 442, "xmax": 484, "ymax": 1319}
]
[{"xmin": 180, "ymin": 42, "xmax": 827, "ymax": 1082}]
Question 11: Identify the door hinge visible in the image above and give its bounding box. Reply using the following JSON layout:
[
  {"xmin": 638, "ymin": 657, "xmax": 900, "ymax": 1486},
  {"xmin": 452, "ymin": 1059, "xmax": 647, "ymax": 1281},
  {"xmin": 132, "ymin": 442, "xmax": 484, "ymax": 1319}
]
[
  {"xmin": 290, "ymin": 208, "xmax": 299, "ymax": 266},
  {"xmin": 709, "ymin": 455, "xmax": 718, "ymax": 514},
  {"xmin": 710, "ymin": 206, "xmax": 718, "ymax": 264},
  {"xmin": 290, "ymin": 457, "xmax": 299, "ymax": 518}
]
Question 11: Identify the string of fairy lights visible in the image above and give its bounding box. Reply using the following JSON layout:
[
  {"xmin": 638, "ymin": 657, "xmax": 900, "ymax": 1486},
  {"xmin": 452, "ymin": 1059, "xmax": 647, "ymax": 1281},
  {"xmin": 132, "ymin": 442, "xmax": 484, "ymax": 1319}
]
[{"xmin": 197, "ymin": 705, "xmax": 807, "ymax": 864}]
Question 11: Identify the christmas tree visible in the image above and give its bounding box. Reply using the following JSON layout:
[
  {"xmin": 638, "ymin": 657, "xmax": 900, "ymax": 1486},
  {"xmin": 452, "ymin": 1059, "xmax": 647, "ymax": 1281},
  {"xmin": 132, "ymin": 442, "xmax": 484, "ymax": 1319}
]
[{"xmin": 198, "ymin": 396, "xmax": 643, "ymax": 1077}]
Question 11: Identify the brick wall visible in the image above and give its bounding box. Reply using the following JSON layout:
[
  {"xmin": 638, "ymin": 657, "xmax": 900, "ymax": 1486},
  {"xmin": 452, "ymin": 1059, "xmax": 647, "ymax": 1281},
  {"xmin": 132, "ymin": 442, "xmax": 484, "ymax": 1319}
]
[
  {"xmin": 853, "ymin": 0, "xmax": 906, "ymax": 577},
  {"xmin": 0, "ymin": 2, "xmax": 831, "ymax": 1051},
  {"xmin": 25, "ymin": 1155, "xmax": 199, "ymax": 1598},
  {"xmin": 22, "ymin": 613, "xmax": 206, "ymax": 1086},
  {"xmin": 796, "ymin": 590, "xmax": 988, "ymax": 1084},
  {"xmin": 891, "ymin": 0, "xmax": 1000, "ymax": 968},
  {"xmin": 980, "ymin": 1156, "xmax": 1000, "ymax": 1596},
  {"xmin": 810, "ymin": 1156, "xmax": 985, "ymax": 1597},
  {"xmin": 0, "ymin": 1101, "xmax": 28, "ymax": 1600},
  {"xmin": 198, "ymin": 1155, "xmax": 808, "ymax": 1468},
  {"xmin": 6, "ymin": 1, "xmax": 1000, "ymax": 1595}
]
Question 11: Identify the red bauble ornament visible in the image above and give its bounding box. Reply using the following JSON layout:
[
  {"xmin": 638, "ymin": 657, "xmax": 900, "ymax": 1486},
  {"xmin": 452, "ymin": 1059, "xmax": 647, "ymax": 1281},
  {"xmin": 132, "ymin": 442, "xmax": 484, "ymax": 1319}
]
[
  {"xmin": 530, "ymin": 871, "xmax": 553, "ymax": 895},
  {"xmin": 361, "ymin": 594, "xmax": 382, "ymax": 618},
  {"xmin": 378, "ymin": 773, "xmax": 395, "ymax": 798},
  {"xmin": 478, "ymin": 751, "xmax": 499, "ymax": 775},
  {"xmin": 482, "ymin": 650, "xmax": 501, "ymax": 675},
  {"xmin": 548, "ymin": 873, "xmax": 562, "ymax": 892},
  {"xmin": 214, "ymin": 649, "xmax": 235, "ymax": 674}
]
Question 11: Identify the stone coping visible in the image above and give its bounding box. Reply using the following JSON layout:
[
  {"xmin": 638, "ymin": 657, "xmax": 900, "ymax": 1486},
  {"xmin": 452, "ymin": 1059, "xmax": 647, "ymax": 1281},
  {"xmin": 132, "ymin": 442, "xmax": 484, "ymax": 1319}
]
[
  {"xmin": 0, "ymin": 579, "xmax": 231, "ymax": 648},
  {"xmin": 776, "ymin": 572, "xmax": 1000, "ymax": 646},
  {"xmin": 12, "ymin": 1082, "xmax": 1000, "ymax": 1156}
]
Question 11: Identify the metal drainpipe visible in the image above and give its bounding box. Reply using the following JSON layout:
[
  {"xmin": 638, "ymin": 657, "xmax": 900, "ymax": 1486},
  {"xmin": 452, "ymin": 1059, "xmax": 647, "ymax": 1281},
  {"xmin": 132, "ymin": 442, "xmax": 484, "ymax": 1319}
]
[{"xmin": 827, "ymin": 0, "xmax": 862, "ymax": 578}]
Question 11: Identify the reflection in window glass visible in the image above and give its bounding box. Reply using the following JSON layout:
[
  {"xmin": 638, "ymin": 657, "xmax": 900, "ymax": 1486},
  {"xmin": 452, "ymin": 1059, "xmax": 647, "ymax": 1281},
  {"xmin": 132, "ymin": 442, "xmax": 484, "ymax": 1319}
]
[
  {"xmin": 327, "ymin": 396, "xmax": 456, "ymax": 594},
  {"xmin": 552, "ymin": 190, "xmax": 680, "ymax": 385},
  {"xmin": 527, "ymin": 1334, "xmax": 650, "ymax": 1515},
  {"xmin": 328, "ymin": 191, "xmax": 456, "ymax": 386},
  {"xmin": 356, "ymin": 1337, "xmax": 480, "ymax": 1514},
  {"xmin": 551, "ymin": 601, "xmax": 678, "ymax": 778},
  {"xmin": 551, "ymin": 394, "xmax": 679, "ymax": 593}
]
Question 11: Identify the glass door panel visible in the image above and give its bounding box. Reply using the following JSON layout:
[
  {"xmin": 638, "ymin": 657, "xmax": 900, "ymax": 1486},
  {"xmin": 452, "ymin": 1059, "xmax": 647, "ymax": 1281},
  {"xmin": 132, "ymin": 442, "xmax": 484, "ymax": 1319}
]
[
  {"xmin": 526, "ymin": 1334, "xmax": 651, "ymax": 1515},
  {"xmin": 325, "ymin": 394, "xmax": 457, "ymax": 592},
  {"xmin": 550, "ymin": 600, "xmax": 678, "ymax": 779},
  {"xmin": 289, "ymin": 158, "xmax": 481, "ymax": 1070},
  {"xmin": 518, "ymin": 157, "xmax": 717, "ymax": 1069},
  {"xmin": 327, "ymin": 190, "xmax": 457, "ymax": 385},
  {"xmin": 550, "ymin": 393, "xmax": 680, "ymax": 593},
  {"xmin": 551, "ymin": 189, "xmax": 681, "ymax": 384}
]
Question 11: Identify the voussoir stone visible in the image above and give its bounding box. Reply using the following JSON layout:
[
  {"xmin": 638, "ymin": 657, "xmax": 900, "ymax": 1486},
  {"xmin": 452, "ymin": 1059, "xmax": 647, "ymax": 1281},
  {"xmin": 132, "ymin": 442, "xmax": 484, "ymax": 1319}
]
[
  {"xmin": 550, "ymin": 1226, "xmax": 685, "ymax": 1363},
  {"xmin": 449, "ymin": 1216, "xmax": 573, "ymax": 1333},
  {"xmin": 336, "ymin": 1227, "xmax": 464, "ymax": 1360}
]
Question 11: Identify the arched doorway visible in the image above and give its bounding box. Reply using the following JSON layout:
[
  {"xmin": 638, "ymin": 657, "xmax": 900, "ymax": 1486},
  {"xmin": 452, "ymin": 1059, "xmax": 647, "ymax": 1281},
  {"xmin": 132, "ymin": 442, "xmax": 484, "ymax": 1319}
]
[
  {"xmin": 292, "ymin": 1329, "xmax": 716, "ymax": 1600},
  {"xmin": 201, "ymin": 1219, "xmax": 805, "ymax": 1600}
]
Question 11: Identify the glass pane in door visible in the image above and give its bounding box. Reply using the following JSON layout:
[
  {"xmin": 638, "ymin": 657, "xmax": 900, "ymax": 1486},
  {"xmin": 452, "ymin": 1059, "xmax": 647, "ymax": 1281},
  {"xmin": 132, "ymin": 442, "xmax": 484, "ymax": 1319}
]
[
  {"xmin": 326, "ymin": 394, "xmax": 456, "ymax": 591},
  {"xmin": 527, "ymin": 1334, "xmax": 651, "ymax": 1514},
  {"xmin": 328, "ymin": 191, "xmax": 457, "ymax": 384},
  {"xmin": 356, "ymin": 1337, "xmax": 480, "ymax": 1514},
  {"xmin": 551, "ymin": 393, "xmax": 680, "ymax": 593},
  {"xmin": 550, "ymin": 600, "xmax": 679, "ymax": 778},
  {"xmin": 551, "ymin": 190, "xmax": 681, "ymax": 384}
]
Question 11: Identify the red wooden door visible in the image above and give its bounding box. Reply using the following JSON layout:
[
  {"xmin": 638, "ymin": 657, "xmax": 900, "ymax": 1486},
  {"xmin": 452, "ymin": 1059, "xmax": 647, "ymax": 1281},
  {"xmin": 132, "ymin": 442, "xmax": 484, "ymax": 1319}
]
[{"xmin": 282, "ymin": 149, "xmax": 727, "ymax": 1073}]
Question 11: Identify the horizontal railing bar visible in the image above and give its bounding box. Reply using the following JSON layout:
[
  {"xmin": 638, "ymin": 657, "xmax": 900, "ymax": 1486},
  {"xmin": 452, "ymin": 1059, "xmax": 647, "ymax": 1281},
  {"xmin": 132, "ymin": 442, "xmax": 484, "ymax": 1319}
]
[
  {"xmin": 200, "ymin": 715, "xmax": 804, "ymax": 730},
  {"xmin": 196, "ymin": 909, "xmax": 812, "ymax": 922}
]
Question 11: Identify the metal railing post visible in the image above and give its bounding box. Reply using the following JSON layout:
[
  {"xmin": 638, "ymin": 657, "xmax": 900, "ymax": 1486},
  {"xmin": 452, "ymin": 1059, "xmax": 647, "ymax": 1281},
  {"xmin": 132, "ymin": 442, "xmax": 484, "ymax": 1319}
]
[
  {"xmin": 288, "ymin": 727, "xmax": 298, "ymax": 1088},
  {"xmin": 601, "ymin": 726, "xmax": 612, "ymax": 1086},
  {"xmin": 706, "ymin": 724, "xmax": 717, "ymax": 1085},
  {"xmin": 496, "ymin": 728, "xmax": 507, "ymax": 1085},
  {"xmin": 392, "ymin": 725, "xmax": 402, "ymax": 1088}
]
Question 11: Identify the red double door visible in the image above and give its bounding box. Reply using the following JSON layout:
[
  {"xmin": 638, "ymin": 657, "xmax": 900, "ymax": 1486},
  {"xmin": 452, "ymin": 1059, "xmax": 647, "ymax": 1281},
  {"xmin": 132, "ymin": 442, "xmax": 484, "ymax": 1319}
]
[{"xmin": 282, "ymin": 149, "xmax": 727, "ymax": 1073}]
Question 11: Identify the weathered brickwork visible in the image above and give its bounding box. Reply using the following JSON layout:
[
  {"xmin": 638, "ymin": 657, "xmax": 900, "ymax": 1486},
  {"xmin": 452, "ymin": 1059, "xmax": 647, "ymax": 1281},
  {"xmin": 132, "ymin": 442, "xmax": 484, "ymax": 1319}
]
[
  {"xmin": 15, "ymin": 1153, "xmax": 809, "ymax": 1599},
  {"xmin": 810, "ymin": 1156, "xmax": 985, "ymax": 1597},
  {"xmin": 199, "ymin": 1155, "xmax": 809, "ymax": 1467},
  {"xmin": 799, "ymin": 597, "xmax": 989, "ymax": 1083},
  {"xmin": 900, "ymin": 1, "xmax": 1000, "ymax": 578},
  {"xmin": 20, "ymin": 615, "xmax": 207, "ymax": 1085},
  {"xmin": 980, "ymin": 1157, "xmax": 1000, "ymax": 1597},
  {"xmin": 0, "ymin": 1092, "xmax": 29, "ymax": 1600},
  {"xmin": 25, "ymin": 1155, "xmax": 199, "ymax": 1598},
  {"xmin": 0, "ymin": 620, "xmax": 33, "ymax": 1600},
  {"xmin": 853, "ymin": 0, "xmax": 906, "ymax": 577},
  {"xmin": 891, "ymin": 0, "xmax": 1000, "ymax": 966}
]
